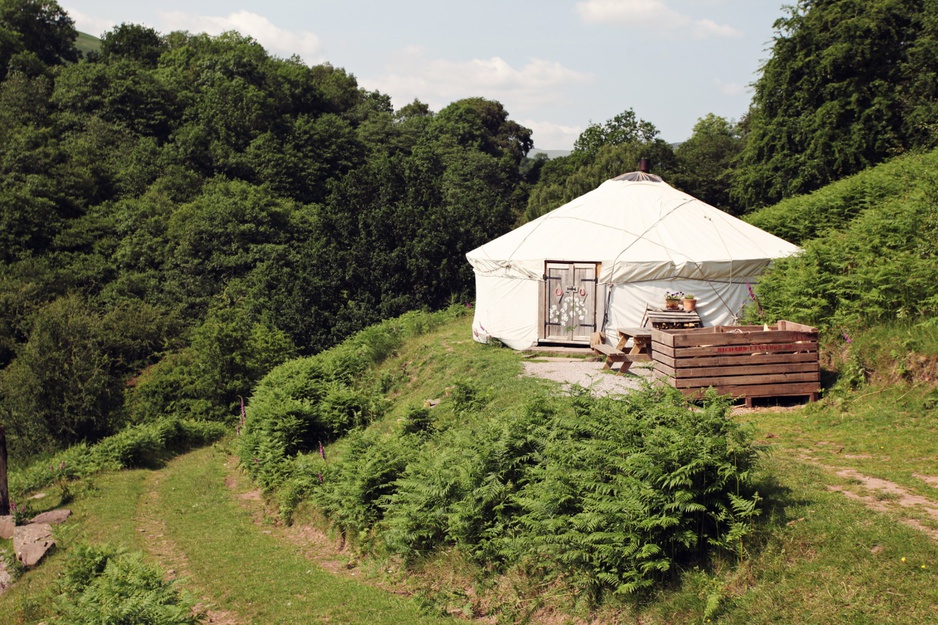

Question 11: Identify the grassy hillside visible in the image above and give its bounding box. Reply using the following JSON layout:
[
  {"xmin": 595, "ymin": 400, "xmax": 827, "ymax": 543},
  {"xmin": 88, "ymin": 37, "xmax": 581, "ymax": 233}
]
[
  {"xmin": 5, "ymin": 312, "xmax": 936, "ymax": 623},
  {"xmin": 740, "ymin": 148, "xmax": 938, "ymax": 330},
  {"xmin": 75, "ymin": 31, "xmax": 100, "ymax": 57}
]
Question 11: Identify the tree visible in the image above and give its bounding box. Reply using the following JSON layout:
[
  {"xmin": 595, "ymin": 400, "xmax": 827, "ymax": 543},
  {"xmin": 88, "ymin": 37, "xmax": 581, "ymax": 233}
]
[
  {"xmin": 673, "ymin": 114, "xmax": 744, "ymax": 214},
  {"xmin": 0, "ymin": 0, "xmax": 78, "ymax": 80},
  {"xmin": 522, "ymin": 109, "xmax": 675, "ymax": 222},
  {"xmin": 732, "ymin": 0, "xmax": 938, "ymax": 209},
  {"xmin": 99, "ymin": 23, "xmax": 166, "ymax": 67},
  {"xmin": 430, "ymin": 98, "xmax": 532, "ymax": 162},
  {"xmin": 572, "ymin": 108, "xmax": 659, "ymax": 157},
  {"xmin": 0, "ymin": 295, "xmax": 123, "ymax": 454},
  {"xmin": 163, "ymin": 178, "xmax": 299, "ymax": 317}
]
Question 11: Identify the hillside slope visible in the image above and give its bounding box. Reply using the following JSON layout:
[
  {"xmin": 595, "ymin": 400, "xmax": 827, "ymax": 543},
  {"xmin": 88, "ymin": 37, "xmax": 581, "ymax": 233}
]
[{"xmin": 3, "ymin": 314, "xmax": 938, "ymax": 624}]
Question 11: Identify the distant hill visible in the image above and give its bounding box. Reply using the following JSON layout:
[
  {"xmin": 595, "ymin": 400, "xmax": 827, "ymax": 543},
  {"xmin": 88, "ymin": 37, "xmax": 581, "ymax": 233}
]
[{"xmin": 76, "ymin": 31, "xmax": 101, "ymax": 58}]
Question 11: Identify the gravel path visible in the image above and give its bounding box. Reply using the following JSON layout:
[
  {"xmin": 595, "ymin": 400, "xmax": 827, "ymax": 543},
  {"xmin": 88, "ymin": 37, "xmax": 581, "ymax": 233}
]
[{"xmin": 520, "ymin": 357, "xmax": 655, "ymax": 397}]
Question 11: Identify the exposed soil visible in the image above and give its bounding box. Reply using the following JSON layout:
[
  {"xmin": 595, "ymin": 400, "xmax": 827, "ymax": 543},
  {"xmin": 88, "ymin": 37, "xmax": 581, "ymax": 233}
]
[{"xmin": 827, "ymin": 468, "xmax": 938, "ymax": 541}]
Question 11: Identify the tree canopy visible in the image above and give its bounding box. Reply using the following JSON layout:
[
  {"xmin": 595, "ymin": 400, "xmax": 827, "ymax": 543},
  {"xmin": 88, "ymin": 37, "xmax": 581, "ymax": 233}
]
[
  {"xmin": 731, "ymin": 0, "xmax": 938, "ymax": 208},
  {"xmin": 0, "ymin": 0, "xmax": 78, "ymax": 80},
  {"xmin": 0, "ymin": 14, "xmax": 535, "ymax": 457}
]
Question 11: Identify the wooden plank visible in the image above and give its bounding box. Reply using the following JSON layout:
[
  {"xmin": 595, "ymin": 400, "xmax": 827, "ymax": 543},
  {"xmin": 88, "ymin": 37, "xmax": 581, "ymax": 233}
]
[
  {"xmin": 671, "ymin": 371, "xmax": 819, "ymax": 389},
  {"xmin": 675, "ymin": 381, "xmax": 821, "ymax": 400},
  {"xmin": 778, "ymin": 320, "xmax": 819, "ymax": 333},
  {"xmin": 653, "ymin": 330, "xmax": 676, "ymax": 348},
  {"xmin": 652, "ymin": 341, "xmax": 818, "ymax": 360},
  {"xmin": 656, "ymin": 360, "xmax": 818, "ymax": 379},
  {"xmin": 703, "ymin": 341, "xmax": 818, "ymax": 356},
  {"xmin": 669, "ymin": 330, "xmax": 817, "ymax": 348},
  {"xmin": 592, "ymin": 343, "xmax": 621, "ymax": 356},
  {"xmin": 653, "ymin": 350, "xmax": 819, "ymax": 370}
]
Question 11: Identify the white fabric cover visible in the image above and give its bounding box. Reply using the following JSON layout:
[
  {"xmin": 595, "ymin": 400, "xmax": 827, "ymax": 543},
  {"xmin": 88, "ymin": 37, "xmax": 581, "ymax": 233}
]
[{"xmin": 466, "ymin": 176, "xmax": 800, "ymax": 349}]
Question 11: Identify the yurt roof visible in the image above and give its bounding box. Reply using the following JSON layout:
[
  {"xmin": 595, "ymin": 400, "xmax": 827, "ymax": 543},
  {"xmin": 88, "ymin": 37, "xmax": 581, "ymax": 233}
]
[{"xmin": 466, "ymin": 174, "xmax": 800, "ymax": 283}]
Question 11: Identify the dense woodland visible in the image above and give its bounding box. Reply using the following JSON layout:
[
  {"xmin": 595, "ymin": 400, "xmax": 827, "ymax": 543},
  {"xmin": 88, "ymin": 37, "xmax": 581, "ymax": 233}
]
[{"xmin": 1, "ymin": 0, "xmax": 937, "ymax": 468}]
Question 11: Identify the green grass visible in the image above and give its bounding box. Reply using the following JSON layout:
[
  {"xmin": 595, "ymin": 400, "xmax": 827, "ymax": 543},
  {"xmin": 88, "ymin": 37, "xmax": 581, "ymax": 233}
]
[
  {"xmin": 0, "ymin": 469, "xmax": 152, "ymax": 625},
  {"xmin": 75, "ymin": 31, "xmax": 101, "ymax": 57},
  {"xmin": 155, "ymin": 445, "xmax": 460, "ymax": 624},
  {"xmin": 0, "ymin": 446, "xmax": 461, "ymax": 624},
  {"xmin": 707, "ymin": 455, "xmax": 938, "ymax": 624}
]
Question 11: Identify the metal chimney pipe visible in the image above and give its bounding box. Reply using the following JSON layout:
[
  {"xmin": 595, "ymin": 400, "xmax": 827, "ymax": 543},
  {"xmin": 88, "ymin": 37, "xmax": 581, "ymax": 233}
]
[{"xmin": 638, "ymin": 158, "xmax": 651, "ymax": 173}]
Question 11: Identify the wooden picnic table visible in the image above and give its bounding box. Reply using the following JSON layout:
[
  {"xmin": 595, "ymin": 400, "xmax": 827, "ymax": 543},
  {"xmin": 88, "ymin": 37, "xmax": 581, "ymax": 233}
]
[{"xmin": 616, "ymin": 327, "xmax": 652, "ymax": 361}]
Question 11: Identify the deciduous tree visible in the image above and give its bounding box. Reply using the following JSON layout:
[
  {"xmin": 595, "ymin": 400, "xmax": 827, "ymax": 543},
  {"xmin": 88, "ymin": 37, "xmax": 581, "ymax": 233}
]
[{"xmin": 732, "ymin": 0, "xmax": 938, "ymax": 208}]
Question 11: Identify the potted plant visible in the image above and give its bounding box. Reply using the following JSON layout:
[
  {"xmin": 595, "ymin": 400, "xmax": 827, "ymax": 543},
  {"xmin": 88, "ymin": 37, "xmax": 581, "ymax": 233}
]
[
  {"xmin": 665, "ymin": 291, "xmax": 682, "ymax": 310},
  {"xmin": 682, "ymin": 293, "xmax": 697, "ymax": 312}
]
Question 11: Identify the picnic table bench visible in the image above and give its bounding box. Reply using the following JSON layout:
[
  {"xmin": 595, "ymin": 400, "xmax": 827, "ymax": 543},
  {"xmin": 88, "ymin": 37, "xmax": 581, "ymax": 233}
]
[{"xmin": 590, "ymin": 332, "xmax": 632, "ymax": 374}]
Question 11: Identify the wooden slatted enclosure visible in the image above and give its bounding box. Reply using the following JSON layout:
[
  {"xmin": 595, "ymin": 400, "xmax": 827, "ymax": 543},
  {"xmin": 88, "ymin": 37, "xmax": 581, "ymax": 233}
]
[{"xmin": 652, "ymin": 320, "xmax": 820, "ymax": 406}]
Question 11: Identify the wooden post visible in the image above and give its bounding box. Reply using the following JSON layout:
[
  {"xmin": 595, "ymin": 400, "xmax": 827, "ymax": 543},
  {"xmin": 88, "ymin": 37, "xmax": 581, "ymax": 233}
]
[{"xmin": 0, "ymin": 424, "xmax": 9, "ymax": 516}]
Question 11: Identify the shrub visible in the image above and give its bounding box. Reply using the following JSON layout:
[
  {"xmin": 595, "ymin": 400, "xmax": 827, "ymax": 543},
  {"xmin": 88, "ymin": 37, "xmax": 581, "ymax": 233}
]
[
  {"xmin": 376, "ymin": 387, "xmax": 761, "ymax": 599},
  {"xmin": 238, "ymin": 308, "xmax": 462, "ymax": 490},
  {"xmin": 382, "ymin": 394, "xmax": 557, "ymax": 562},
  {"xmin": 744, "ymin": 149, "xmax": 938, "ymax": 330},
  {"xmin": 747, "ymin": 187, "xmax": 938, "ymax": 328},
  {"xmin": 512, "ymin": 387, "xmax": 760, "ymax": 597},
  {"xmin": 313, "ymin": 430, "xmax": 412, "ymax": 544},
  {"xmin": 53, "ymin": 544, "xmax": 200, "ymax": 625},
  {"xmin": 10, "ymin": 417, "xmax": 226, "ymax": 496}
]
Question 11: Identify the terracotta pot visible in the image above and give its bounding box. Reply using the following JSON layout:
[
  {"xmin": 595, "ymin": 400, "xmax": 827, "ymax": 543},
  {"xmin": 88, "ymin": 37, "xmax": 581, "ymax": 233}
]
[
  {"xmin": 665, "ymin": 299, "xmax": 680, "ymax": 310},
  {"xmin": 683, "ymin": 298, "xmax": 697, "ymax": 312}
]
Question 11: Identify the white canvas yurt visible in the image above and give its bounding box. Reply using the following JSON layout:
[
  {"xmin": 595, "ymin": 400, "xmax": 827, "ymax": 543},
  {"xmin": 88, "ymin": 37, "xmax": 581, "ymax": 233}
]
[{"xmin": 465, "ymin": 171, "xmax": 800, "ymax": 350}]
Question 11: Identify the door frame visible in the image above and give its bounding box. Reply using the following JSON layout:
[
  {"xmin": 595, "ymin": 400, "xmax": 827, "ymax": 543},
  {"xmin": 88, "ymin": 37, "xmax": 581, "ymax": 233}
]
[{"xmin": 537, "ymin": 260, "xmax": 604, "ymax": 344}]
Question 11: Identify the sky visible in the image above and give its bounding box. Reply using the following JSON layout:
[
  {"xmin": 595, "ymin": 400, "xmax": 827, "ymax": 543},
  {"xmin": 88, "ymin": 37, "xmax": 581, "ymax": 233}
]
[{"xmin": 62, "ymin": 1, "xmax": 786, "ymax": 151}]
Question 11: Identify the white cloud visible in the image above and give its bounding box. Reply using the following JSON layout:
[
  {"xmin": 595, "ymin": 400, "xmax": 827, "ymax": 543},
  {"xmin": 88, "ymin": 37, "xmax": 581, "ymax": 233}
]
[
  {"xmin": 715, "ymin": 78, "xmax": 748, "ymax": 97},
  {"xmin": 575, "ymin": 0, "xmax": 741, "ymax": 39},
  {"xmin": 63, "ymin": 6, "xmax": 115, "ymax": 38},
  {"xmin": 691, "ymin": 18, "xmax": 742, "ymax": 40},
  {"xmin": 364, "ymin": 48, "xmax": 593, "ymax": 117},
  {"xmin": 576, "ymin": 0, "xmax": 688, "ymax": 26},
  {"xmin": 158, "ymin": 10, "xmax": 323, "ymax": 61},
  {"xmin": 521, "ymin": 119, "xmax": 583, "ymax": 152}
]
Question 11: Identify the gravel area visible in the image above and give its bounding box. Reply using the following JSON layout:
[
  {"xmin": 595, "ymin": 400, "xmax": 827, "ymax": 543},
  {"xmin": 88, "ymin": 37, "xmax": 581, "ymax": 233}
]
[{"xmin": 520, "ymin": 357, "xmax": 655, "ymax": 397}]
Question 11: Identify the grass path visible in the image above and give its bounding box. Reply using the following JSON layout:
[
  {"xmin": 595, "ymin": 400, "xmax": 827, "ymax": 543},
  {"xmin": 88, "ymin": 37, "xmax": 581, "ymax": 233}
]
[{"xmin": 136, "ymin": 444, "xmax": 459, "ymax": 625}]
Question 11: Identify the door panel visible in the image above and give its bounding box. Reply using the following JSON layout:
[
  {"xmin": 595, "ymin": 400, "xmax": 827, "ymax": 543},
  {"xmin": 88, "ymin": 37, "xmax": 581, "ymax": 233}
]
[{"xmin": 543, "ymin": 262, "xmax": 598, "ymax": 342}]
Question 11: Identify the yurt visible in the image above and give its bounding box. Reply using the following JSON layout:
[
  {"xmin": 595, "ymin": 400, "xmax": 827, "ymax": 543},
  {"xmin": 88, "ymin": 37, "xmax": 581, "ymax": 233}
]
[{"xmin": 465, "ymin": 170, "xmax": 800, "ymax": 350}]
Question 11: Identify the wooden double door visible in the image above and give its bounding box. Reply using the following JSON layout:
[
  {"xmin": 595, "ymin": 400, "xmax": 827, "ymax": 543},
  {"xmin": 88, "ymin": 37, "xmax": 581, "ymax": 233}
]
[{"xmin": 543, "ymin": 262, "xmax": 599, "ymax": 343}]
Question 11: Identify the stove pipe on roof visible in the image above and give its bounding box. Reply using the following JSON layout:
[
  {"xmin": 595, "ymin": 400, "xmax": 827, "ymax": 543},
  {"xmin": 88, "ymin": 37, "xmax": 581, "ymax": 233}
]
[{"xmin": 638, "ymin": 158, "xmax": 651, "ymax": 173}]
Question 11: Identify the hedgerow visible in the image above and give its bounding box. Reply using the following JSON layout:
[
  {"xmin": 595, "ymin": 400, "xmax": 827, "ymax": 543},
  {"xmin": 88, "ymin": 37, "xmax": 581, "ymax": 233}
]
[
  {"xmin": 744, "ymin": 149, "xmax": 938, "ymax": 245},
  {"xmin": 10, "ymin": 417, "xmax": 226, "ymax": 497},
  {"xmin": 238, "ymin": 307, "xmax": 464, "ymax": 490},
  {"xmin": 744, "ymin": 172, "xmax": 938, "ymax": 329}
]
